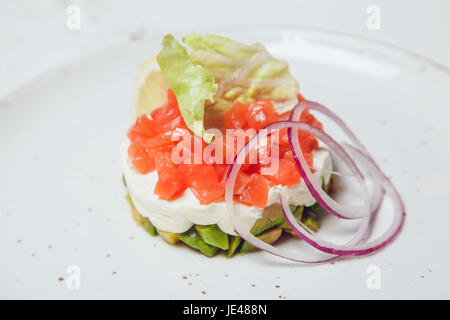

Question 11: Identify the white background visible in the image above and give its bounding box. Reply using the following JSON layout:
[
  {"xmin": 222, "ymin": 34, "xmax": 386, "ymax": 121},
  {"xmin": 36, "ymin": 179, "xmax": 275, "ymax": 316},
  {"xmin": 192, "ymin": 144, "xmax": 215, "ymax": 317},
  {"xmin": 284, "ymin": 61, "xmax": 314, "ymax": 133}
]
[{"xmin": 1, "ymin": 0, "xmax": 449, "ymax": 98}]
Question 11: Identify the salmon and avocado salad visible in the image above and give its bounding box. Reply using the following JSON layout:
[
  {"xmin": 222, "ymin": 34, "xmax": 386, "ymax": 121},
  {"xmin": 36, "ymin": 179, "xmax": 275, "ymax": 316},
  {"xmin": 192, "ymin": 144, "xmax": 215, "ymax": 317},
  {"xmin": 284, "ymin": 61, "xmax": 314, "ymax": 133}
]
[{"xmin": 122, "ymin": 34, "xmax": 405, "ymax": 262}]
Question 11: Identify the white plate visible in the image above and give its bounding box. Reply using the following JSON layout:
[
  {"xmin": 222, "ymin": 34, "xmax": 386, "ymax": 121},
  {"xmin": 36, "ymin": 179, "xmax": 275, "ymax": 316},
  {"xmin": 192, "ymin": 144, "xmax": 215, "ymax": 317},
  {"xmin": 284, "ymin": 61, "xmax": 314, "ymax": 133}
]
[{"xmin": 1, "ymin": 26, "xmax": 449, "ymax": 299}]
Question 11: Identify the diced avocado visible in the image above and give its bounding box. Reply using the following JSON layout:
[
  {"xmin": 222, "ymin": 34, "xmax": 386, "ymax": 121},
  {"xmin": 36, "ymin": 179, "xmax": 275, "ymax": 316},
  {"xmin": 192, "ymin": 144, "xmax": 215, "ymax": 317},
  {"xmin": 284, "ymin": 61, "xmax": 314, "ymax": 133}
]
[
  {"xmin": 309, "ymin": 177, "xmax": 331, "ymax": 213},
  {"xmin": 279, "ymin": 205, "xmax": 303, "ymax": 229},
  {"xmin": 323, "ymin": 174, "xmax": 336, "ymax": 194},
  {"xmin": 301, "ymin": 210, "xmax": 320, "ymax": 232},
  {"xmin": 126, "ymin": 193, "xmax": 144, "ymax": 225},
  {"xmin": 283, "ymin": 228, "xmax": 299, "ymax": 238},
  {"xmin": 142, "ymin": 217, "xmax": 157, "ymax": 236},
  {"xmin": 280, "ymin": 206, "xmax": 304, "ymax": 238},
  {"xmin": 125, "ymin": 193, "xmax": 157, "ymax": 236},
  {"xmin": 281, "ymin": 207, "xmax": 320, "ymax": 234},
  {"xmin": 179, "ymin": 227, "xmax": 219, "ymax": 257},
  {"xmin": 323, "ymin": 176, "xmax": 329, "ymax": 194},
  {"xmin": 329, "ymin": 175, "xmax": 337, "ymax": 193},
  {"xmin": 195, "ymin": 225, "xmax": 229, "ymax": 250},
  {"xmin": 309, "ymin": 202, "xmax": 321, "ymax": 212},
  {"xmin": 250, "ymin": 204, "xmax": 297, "ymax": 236},
  {"xmin": 240, "ymin": 227, "xmax": 283, "ymax": 253},
  {"xmin": 227, "ymin": 236, "xmax": 242, "ymax": 258},
  {"xmin": 247, "ymin": 174, "xmax": 329, "ymax": 239},
  {"xmin": 157, "ymin": 229, "xmax": 180, "ymax": 245}
]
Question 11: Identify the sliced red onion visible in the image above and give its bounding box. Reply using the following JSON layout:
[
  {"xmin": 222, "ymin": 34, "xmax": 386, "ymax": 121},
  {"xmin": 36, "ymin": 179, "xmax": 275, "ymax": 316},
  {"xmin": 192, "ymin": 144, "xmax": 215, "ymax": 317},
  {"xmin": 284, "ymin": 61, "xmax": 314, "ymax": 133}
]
[
  {"xmin": 224, "ymin": 124, "xmax": 334, "ymax": 263},
  {"xmin": 280, "ymin": 144, "xmax": 405, "ymax": 256},
  {"xmin": 225, "ymin": 121, "xmax": 376, "ymax": 263},
  {"xmin": 290, "ymin": 100, "xmax": 387, "ymax": 202},
  {"xmin": 288, "ymin": 102, "xmax": 377, "ymax": 220},
  {"xmin": 290, "ymin": 100, "xmax": 369, "ymax": 156},
  {"xmin": 343, "ymin": 142, "xmax": 385, "ymax": 242},
  {"xmin": 223, "ymin": 96, "xmax": 405, "ymax": 261},
  {"xmin": 288, "ymin": 100, "xmax": 388, "ymax": 243}
]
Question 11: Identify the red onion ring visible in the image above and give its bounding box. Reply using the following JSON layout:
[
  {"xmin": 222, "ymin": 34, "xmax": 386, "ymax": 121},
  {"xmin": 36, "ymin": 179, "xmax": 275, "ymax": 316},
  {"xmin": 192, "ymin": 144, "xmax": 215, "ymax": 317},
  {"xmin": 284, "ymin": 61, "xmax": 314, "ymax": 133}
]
[
  {"xmin": 288, "ymin": 100, "xmax": 393, "ymax": 246},
  {"xmin": 290, "ymin": 100, "xmax": 387, "ymax": 208},
  {"xmin": 281, "ymin": 144, "xmax": 405, "ymax": 256},
  {"xmin": 342, "ymin": 142, "xmax": 385, "ymax": 242},
  {"xmin": 288, "ymin": 101, "xmax": 375, "ymax": 219},
  {"xmin": 225, "ymin": 121, "xmax": 374, "ymax": 263},
  {"xmin": 290, "ymin": 100, "xmax": 369, "ymax": 156},
  {"xmin": 225, "ymin": 100, "xmax": 404, "ymax": 262}
]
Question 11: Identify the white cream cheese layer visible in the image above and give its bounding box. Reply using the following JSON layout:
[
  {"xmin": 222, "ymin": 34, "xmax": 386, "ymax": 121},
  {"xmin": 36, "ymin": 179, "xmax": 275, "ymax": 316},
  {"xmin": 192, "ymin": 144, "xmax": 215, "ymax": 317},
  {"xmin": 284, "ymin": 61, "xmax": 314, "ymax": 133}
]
[{"xmin": 122, "ymin": 140, "xmax": 332, "ymax": 235}]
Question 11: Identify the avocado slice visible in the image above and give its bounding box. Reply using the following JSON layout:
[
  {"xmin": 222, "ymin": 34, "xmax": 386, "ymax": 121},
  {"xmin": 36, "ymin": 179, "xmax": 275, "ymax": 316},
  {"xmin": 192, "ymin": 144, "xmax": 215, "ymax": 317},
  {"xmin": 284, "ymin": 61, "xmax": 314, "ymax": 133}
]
[
  {"xmin": 327, "ymin": 174, "xmax": 337, "ymax": 194},
  {"xmin": 282, "ymin": 176, "xmax": 328, "ymax": 234},
  {"xmin": 280, "ymin": 206, "xmax": 304, "ymax": 238},
  {"xmin": 240, "ymin": 227, "xmax": 283, "ymax": 253},
  {"xmin": 126, "ymin": 194, "xmax": 143, "ymax": 224},
  {"xmin": 142, "ymin": 217, "xmax": 157, "ymax": 236},
  {"xmin": 281, "ymin": 207, "xmax": 320, "ymax": 235},
  {"xmin": 227, "ymin": 236, "xmax": 242, "ymax": 258},
  {"xmin": 301, "ymin": 209, "xmax": 320, "ymax": 232},
  {"xmin": 195, "ymin": 224, "xmax": 229, "ymax": 250},
  {"xmin": 179, "ymin": 227, "xmax": 219, "ymax": 257},
  {"xmin": 283, "ymin": 228, "xmax": 299, "ymax": 238},
  {"xmin": 250, "ymin": 204, "xmax": 299, "ymax": 236},
  {"xmin": 125, "ymin": 194, "xmax": 157, "ymax": 236},
  {"xmin": 279, "ymin": 205, "xmax": 303, "ymax": 229},
  {"xmin": 323, "ymin": 177, "xmax": 329, "ymax": 193},
  {"xmin": 157, "ymin": 229, "xmax": 179, "ymax": 244}
]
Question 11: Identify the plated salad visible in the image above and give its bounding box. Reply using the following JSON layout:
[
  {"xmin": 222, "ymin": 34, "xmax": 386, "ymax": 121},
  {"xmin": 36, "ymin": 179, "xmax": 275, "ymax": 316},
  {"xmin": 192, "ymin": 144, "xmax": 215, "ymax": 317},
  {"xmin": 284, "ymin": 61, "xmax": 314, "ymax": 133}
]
[{"xmin": 122, "ymin": 33, "xmax": 405, "ymax": 262}]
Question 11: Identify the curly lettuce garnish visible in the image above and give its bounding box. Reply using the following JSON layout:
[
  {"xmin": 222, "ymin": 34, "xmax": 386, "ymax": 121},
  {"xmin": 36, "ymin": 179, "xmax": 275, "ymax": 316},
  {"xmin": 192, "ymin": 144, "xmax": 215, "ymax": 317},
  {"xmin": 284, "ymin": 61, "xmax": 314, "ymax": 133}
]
[
  {"xmin": 157, "ymin": 34, "xmax": 217, "ymax": 142},
  {"xmin": 182, "ymin": 33, "xmax": 299, "ymax": 113},
  {"xmin": 156, "ymin": 33, "xmax": 299, "ymax": 142}
]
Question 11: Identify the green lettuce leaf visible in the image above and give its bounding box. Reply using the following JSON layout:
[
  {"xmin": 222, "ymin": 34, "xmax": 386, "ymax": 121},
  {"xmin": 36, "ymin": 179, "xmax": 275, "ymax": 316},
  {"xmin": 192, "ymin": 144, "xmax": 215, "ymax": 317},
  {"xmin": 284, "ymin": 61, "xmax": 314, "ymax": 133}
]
[
  {"xmin": 157, "ymin": 34, "xmax": 217, "ymax": 142},
  {"xmin": 182, "ymin": 33, "xmax": 299, "ymax": 113}
]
